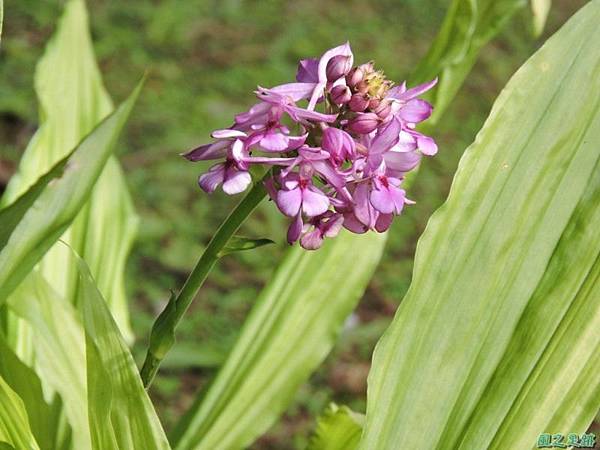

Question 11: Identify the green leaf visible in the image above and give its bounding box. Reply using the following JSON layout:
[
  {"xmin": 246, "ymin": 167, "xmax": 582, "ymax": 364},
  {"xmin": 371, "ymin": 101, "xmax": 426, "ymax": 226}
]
[
  {"xmin": 218, "ymin": 236, "xmax": 275, "ymax": 257},
  {"xmin": 171, "ymin": 231, "xmax": 385, "ymax": 450},
  {"xmin": 0, "ymin": 336, "xmax": 65, "ymax": 450},
  {"xmin": 0, "ymin": 0, "xmax": 3, "ymax": 44},
  {"xmin": 307, "ymin": 404, "xmax": 364, "ymax": 450},
  {"xmin": 361, "ymin": 3, "xmax": 600, "ymax": 449},
  {"xmin": 8, "ymin": 272, "xmax": 90, "ymax": 449},
  {"xmin": 531, "ymin": 0, "xmax": 552, "ymax": 36},
  {"xmin": 411, "ymin": 0, "xmax": 527, "ymax": 123},
  {"xmin": 0, "ymin": 78, "xmax": 143, "ymax": 302},
  {"xmin": 0, "ymin": 375, "xmax": 40, "ymax": 450},
  {"xmin": 1, "ymin": 0, "xmax": 138, "ymax": 343},
  {"xmin": 72, "ymin": 248, "xmax": 171, "ymax": 450}
]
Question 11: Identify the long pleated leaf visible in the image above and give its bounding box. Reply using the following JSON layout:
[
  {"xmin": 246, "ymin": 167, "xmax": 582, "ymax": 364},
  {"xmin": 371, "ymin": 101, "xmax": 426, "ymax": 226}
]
[
  {"xmin": 8, "ymin": 272, "xmax": 89, "ymax": 448},
  {"xmin": 0, "ymin": 375, "xmax": 40, "ymax": 450},
  {"xmin": 0, "ymin": 79, "xmax": 142, "ymax": 302},
  {"xmin": 171, "ymin": 232, "xmax": 385, "ymax": 450},
  {"xmin": 8, "ymin": 257, "xmax": 171, "ymax": 450},
  {"xmin": 73, "ymin": 249, "xmax": 171, "ymax": 450},
  {"xmin": 361, "ymin": 3, "xmax": 600, "ymax": 449},
  {"xmin": 0, "ymin": 0, "xmax": 138, "ymax": 342}
]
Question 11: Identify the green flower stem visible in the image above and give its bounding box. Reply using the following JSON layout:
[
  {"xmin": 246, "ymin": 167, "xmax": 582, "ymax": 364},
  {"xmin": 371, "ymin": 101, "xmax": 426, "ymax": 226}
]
[{"xmin": 140, "ymin": 177, "xmax": 268, "ymax": 388}]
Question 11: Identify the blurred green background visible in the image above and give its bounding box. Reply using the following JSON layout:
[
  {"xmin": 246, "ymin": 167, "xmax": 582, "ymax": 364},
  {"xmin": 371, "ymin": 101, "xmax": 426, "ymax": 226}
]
[{"xmin": 0, "ymin": 0, "xmax": 586, "ymax": 448}]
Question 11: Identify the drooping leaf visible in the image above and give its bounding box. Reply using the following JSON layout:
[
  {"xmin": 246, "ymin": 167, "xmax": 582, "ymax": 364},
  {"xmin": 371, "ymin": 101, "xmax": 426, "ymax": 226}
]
[
  {"xmin": 361, "ymin": 3, "xmax": 600, "ymax": 449},
  {"xmin": 1, "ymin": 0, "xmax": 138, "ymax": 342},
  {"xmin": 0, "ymin": 79, "xmax": 143, "ymax": 302},
  {"xmin": 531, "ymin": 0, "xmax": 552, "ymax": 36},
  {"xmin": 171, "ymin": 231, "xmax": 385, "ymax": 450},
  {"xmin": 307, "ymin": 404, "xmax": 364, "ymax": 450},
  {"xmin": 71, "ymin": 248, "xmax": 171, "ymax": 450},
  {"xmin": 411, "ymin": 0, "xmax": 528, "ymax": 123},
  {"xmin": 0, "ymin": 375, "xmax": 41, "ymax": 450}
]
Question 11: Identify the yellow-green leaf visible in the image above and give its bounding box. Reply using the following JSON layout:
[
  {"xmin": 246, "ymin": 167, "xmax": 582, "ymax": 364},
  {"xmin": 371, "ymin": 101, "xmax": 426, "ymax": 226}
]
[
  {"xmin": 1, "ymin": 0, "xmax": 138, "ymax": 342},
  {"xmin": 0, "ymin": 79, "xmax": 143, "ymax": 302},
  {"xmin": 307, "ymin": 404, "xmax": 364, "ymax": 450},
  {"xmin": 0, "ymin": 375, "xmax": 40, "ymax": 450},
  {"xmin": 361, "ymin": 2, "xmax": 600, "ymax": 449}
]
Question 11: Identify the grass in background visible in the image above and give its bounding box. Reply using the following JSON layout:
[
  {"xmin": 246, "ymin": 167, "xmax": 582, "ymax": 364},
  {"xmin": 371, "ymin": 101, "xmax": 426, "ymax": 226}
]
[{"xmin": 0, "ymin": 1, "xmax": 586, "ymax": 448}]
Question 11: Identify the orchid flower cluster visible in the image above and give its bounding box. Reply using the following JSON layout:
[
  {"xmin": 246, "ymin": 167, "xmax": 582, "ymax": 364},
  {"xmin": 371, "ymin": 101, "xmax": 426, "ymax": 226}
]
[{"xmin": 185, "ymin": 43, "xmax": 438, "ymax": 250}]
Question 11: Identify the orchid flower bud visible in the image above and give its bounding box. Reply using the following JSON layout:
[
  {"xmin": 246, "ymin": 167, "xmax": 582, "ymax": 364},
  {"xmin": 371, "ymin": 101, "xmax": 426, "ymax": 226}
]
[
  {"xmin": 330, "ymin": 85, "xmax": 352, "ymax": 105},
  {"xmin": 326, "ymin": 55, "xmax": 352, "ymax": 82},
  {"xmin": 368, "ymin": 98, "xmax": 381, "ymax": 110},
  {"xmin": 373, "ymin": 100, "xmax": 392, "ymax": 119},
  {"xmin": 349, "ymin": 93, "xmax": 369, "ymax": 112},
  {"xmin": 346, "ymin": 112, "xmax": 380, "ymax": 134},
  {"xmin": 345, "ymin": 67, "xmax": 364, "ymax": 88}
]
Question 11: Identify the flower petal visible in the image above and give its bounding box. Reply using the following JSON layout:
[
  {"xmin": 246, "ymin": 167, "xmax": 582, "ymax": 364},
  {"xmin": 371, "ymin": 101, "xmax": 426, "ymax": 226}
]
[
  {"xmin": 300, "ymin": 229, "xmax": 324, "ymax": 250},
  {"xmin": 296, "ymin": 58, "xmax": 319, "ymax": 83},
  {"xmin": 370, "ymin": 186, "xmax": 395, "ymax": 214},
  {"xmin": 260, "ymin": 131, "xmax": 289, "ymax": 151},
  {"xmin": 370, "ymin": 117, "xmax": 401, "ymax": 154},
  {"xmin": 287, "ymin": 213, "xmax": 303, "ymax": 244},
  {"xmin": 211, "ymin": 129, "xmax": 247, "ymax": 139},
  {"xmin": 183, "ymin": 140, "xmax": 229, "ymax": 161},
  {"xmin": 391, "ymin": 78, "xmax": 437, "ymax": 101},
  {"xmin": 301, "ymin": 187, "xmax": 330, "ymax": 217},
  {"xmin": 277, "ymin": 187, "xmax": 302, "ymax": 217},
  {"xmin": 270, "ymin": 82, "xmax": 317, "ymax": 101},
  {"xmin": 222, "ymin": 169, "xmax": 252, "ymax": 195},
  {"xmin": 384, "ymin": 150, "xmax": 421, "ymax": 172},
  {"xmin": 417, "ymin": 135, "xmax": 438, "ymax": 155},
  {"xmin": 198, "ymin": 163, "xmax": 225, "ymax": 193},
  {"xmin": 398, "ymin": 99, "xmax": 433, "ymax": 123}
]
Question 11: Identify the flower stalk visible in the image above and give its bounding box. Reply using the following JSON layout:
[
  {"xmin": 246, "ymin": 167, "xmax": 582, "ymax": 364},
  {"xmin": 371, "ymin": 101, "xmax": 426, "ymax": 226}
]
[{"xmin": 140, "ymin": 175, "xmax": 268, "ymax": 388}]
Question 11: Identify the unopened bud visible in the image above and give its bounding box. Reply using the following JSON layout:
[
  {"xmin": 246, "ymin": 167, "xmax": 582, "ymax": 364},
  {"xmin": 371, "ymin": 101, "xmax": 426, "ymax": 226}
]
[
  {"xmin": 368, "ymin": 98, "xmax": 381, "ymax": 110},
  {"xmin": 349, "ymin": 93, "xmax": 369, "ymax": 112},
  {"xmin": 373, "ymin": 100, "xmax": 392, "ymax": 119},
  {"xmin": 330, "ymin": 85, "xmax": 352, "ymax": 105},
  {"xmin": 356, "ymin": 81, "xmax": 369, "ymax": 95},
  {"xmin": 346, "ymin": 112, "xmax": 380, "ymax": 134},
  {"xmin": 326, "ymin": 55, "xmax": 352, "ymax": 82},
  {"xmin": 345, "ymin": 67, "xmax": 364, "ymax": 88}
]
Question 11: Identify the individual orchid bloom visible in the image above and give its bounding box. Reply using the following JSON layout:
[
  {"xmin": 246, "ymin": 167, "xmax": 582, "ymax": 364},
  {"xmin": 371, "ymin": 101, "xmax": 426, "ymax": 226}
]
[
  {"xmin": 300, "ymin": 212, "xmax": 344, "ymax": 250},
  {"xmin": 275, "ymin": 171, "xmax": 330, "ymax": 218},
  {"xmin": 295, "ymin": 42, "xmax": 354, "ymax": 110},
  {"xmin": 186, "ymin": 42, "xmax": 438, "ymax": 250},
  {"xmin": 256, "ymin": 87, "xmax": 338, "ymax": 124},
  {"xmin": 321, "ymin": 127, "xmax": 356, "ymax": 165},
  {"xmin": 198, "ymin": 159, "xmax": 252, "ymax": 195}
]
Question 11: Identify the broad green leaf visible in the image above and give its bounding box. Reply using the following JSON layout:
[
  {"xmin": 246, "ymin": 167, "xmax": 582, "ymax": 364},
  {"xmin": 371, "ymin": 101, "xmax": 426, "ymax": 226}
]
[
  {"xmin": 411, "ymin": 0, "xmax": 527, "ymax": 123},
  {"xmin": 8, "ymin": 253, "xmax": 171, "ymax": 450},
  {"xmin": 531, "ymin": 0, "xmax": 552, "ymax": 36},
  {"xmin": 307, "ymin": 404, "xmax": 364, "ymax": 450},
  {"xmin": 361, "ymin": 3, "xmax": 600, "ymax": 449},
  {"xmin": 0, "ymin": 375, "xmax": 40, "ymax": 450},
  {"xmin": 170, "ymin": 1, "xmax": 530, "ymax": 448},
  {"xmin": 0, "ymin": 79, "xmax": 143, "ymax": 302},
  {"xmin": 8, "ymin": 272, "xmax": 89, "ymax": 449},
  {"xmin": 171, "ymin": 231, "xmax": 385, "ymax": 450},
  {"xmin": 0, "ymin": 336, "xmax": 65, "ymax": 450},
  {"xmin": 72, "ymin": 248, "xmax": 171, "ymax": 450},
  {"xmin": 1, "ymin": 0, "xmax": 138, "ymax": 342}
]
